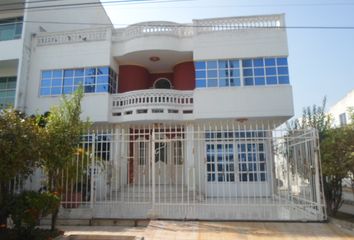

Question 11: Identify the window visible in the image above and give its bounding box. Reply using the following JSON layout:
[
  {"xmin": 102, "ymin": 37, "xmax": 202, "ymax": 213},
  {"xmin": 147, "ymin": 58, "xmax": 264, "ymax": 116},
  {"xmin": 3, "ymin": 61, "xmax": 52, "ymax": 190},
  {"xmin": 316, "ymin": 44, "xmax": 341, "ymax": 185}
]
[
  {"xmin": 195, "ymin": 57, "xmax": 289, "ymax": 88},
  {"xmin": 0, "ymin": 17, "xmax": 23, "ymax": 41},
  {"xmin": 40, "ymin": 66, "xmax": 117, "ymax": 96},
  {"xmin": 339, "ymin": 113, "xmax": 347, "ymax": 126},
  {"xmin": 0, "ymin": 76, "xmax": 16, "ymax": 108},
  {"xmin": 205, "ymin": 131, "xmax": 267, "ymax": 183}
]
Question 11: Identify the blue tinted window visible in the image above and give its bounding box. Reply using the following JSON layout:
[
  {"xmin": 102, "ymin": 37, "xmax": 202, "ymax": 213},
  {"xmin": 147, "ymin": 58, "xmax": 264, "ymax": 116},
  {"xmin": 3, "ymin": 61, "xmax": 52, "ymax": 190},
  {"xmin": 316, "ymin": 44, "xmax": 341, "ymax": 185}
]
[
  {"xmin": 63, "ymin": 78, "xmax": 73, "ymax": 86},
  {"xmin": 278, "ymin": 76, "xmax": 289, "ymax": 84},
  {"xmin": 96, "ymin": 84, "xmax": 108, "ymax": 92},
  {"xmin": 196, "ymin": 80, "xmax": 206, "ymax": 88},
  {"xmin": 230, "ymin": 69, "xmax": 240, "ymax": 77},
  {"xmin": 207, "ymin": 61, "xmax": 217, "ymax": 69},
  {"xmin": 85, "ymin": 77, "xmax": 95, "ymax": 85},
  {"xmin": 244, "ymin": 77, "xmax": 254, "ymax": 86},
  {"xmin": 219, "ymin": 78, "xmax": 229, "ymax": 87},
  {"xmin": 266, "ymin": 67, "xmax": 276, "ymax": 75},
  {"xmin": 207, "ymin": 70, "xmax": 217, "ymax": 78},
  {"xmin": 207, "ymin": 79, "xmax": 218, "ymax": 87},
  {"xmin": 254, "ymin": 68, "xmax": 264, "ymax": 76},
  {"xmin": 40, "ymin": 88, "xmax": 50, "ymax": 96},
  {"xmin": 74, "ymin": 69, "xmax": 84, "ymax": 77},
  {"xmin": 97, "ymin": 76, "xmax": 108, "ymax": 84},
  {"xmin": 265, "ymin": 58, "xmax": 275, "ymax": 66},
  {"xmin": 230, "ymin": 78, "xmax": 240, "ymax": 86},
  {"xmin": 195, "ymin": 70, "xmax": 206, "ymax": 79},
  {"xmin": 85, "ymin": 68, "xmax": 96, "ymax": 76},
  {"xmin": 64, "ymin": 69, "xmax": 74, "ymax": 77},
  {"xmin": 52, "ymin": 70, "xmax": 63, "ymax": 78},
  {"xmin": 97, "ymin": 67, "xmax": 109, "ymax": 75},
  {"xmin": 41, "ymin": 79, "xmax": 51, "ymax": 87},
  {"xmin": 253, "ymin": 58, "xmax": 264, "ymax": 67},
  {"xmin": 218, "ymin": 70, "xmax": 228, "ymax": 78},
  {"xmin": 84, "ymin": 85, "xmax": 95, "ymax": 93},
  {"xmin": 63, "ymin": 87, "xmax": 73, "ymax": 94},
  {"xmin": 51, "ymin": 79, "xmax": 62, "ymax": 87},
  {"xmin": 74, "ymin": 77, "xmax": 84, "ymax": 85},
  {"xmin": 277, "ymin": 57, "xmax": 288, "ymax": 66},
  {"xmin": 243, "ymin": 69, "xmax": 253, "ymax": 76},
  {"xmin": 218, "ymin": 60, "xmax": 228, "ymax": 69},
  {"xmin": 42, "ymin": 71, "xmax": 51, "ymax": 79},
  {"xmin": 195, "ymin": 61, "xmax": 206, "ymax": 70},
  {"xmin": 229, "ymin": 60, "xmax": 240, "ymax": 68},
  {"xmin": 277, "ymin": 67, "xmax": 288, "ymax": 75},
  {"xmin": 51, "ymin": 87, "xmax": 62, "ymax": 95},
  {"xmin": 255, "ymin": 77, "xmax": 265, "ymax": 85},
  {"xmin": 266, "ymin": 76, "xmax": 277, "ymax": 85},
  {"xmin": 242, "ymin": 59, "xmax": 252, "ymax": 67}
]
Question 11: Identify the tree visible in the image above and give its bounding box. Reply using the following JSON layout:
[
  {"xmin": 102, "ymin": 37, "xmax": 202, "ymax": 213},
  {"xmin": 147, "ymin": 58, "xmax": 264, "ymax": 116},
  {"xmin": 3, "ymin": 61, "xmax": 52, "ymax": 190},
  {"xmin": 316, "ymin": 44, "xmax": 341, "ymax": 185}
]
[
  {"xmin": 39, "ymin": 87, "xmax": 90, "ymax": 230},
  {"xmin": 0, "ymin": 109, "xmax": 41, "ymax": 223}
]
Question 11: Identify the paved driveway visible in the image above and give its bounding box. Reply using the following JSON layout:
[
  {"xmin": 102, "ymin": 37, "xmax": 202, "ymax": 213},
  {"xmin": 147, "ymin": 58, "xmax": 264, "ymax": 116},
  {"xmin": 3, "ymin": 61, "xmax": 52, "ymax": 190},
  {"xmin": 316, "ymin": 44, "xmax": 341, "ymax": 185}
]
[{"xmin": 59, "ymin": 221, "xmax": 354, "ymax": 240}]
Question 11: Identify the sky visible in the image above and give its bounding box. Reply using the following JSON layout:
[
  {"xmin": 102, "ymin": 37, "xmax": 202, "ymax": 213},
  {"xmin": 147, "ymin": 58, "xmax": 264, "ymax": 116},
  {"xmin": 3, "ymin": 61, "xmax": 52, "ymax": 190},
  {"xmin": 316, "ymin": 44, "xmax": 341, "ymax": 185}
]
[{"xmin": 102, "ymin": 0, "xmax": 354, "ymax": 117}]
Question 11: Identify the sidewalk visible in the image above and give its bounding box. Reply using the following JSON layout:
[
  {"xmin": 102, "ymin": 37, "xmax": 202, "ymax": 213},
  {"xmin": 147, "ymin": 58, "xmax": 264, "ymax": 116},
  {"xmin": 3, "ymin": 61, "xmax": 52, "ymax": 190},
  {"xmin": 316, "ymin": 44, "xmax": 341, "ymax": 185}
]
[{"xmin": 57, "ymin": 221, "xmax": 354, "ymax": 240}]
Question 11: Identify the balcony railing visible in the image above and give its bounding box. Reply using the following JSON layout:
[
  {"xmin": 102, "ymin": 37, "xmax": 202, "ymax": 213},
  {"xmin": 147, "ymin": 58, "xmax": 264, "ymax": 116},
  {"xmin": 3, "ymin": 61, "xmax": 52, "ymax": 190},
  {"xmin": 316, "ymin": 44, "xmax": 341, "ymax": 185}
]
[
  {"xmin": 0, "ymin": 19, "xmax": 23, "ymax": 41},
  {"xmin": 111, "ymin": 89, "xmax": 194, "ymax": 121}
]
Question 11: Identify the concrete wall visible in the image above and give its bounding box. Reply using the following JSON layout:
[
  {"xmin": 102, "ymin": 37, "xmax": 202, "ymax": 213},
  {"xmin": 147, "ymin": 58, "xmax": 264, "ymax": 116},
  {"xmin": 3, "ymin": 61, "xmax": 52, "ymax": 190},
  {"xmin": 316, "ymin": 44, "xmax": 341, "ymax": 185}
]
[{"xmin": 328, "ymin": 89, "xmax": 354, "ymax": 126}]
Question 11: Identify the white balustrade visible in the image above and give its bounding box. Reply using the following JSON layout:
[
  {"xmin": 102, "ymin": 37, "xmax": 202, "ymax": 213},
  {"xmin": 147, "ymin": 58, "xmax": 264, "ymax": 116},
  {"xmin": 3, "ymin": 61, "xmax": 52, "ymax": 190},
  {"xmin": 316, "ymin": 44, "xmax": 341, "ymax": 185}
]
[
  {"xmin": 36, "ymin": 28, "xmax": 108, "ymax": 46},
  {"xmin": 112, "ymin": 14, "xmax": 284, "ymax": 42},
  {"xmin": 111, "ymin": 89, "xmax": 193, "ymax": 120}
]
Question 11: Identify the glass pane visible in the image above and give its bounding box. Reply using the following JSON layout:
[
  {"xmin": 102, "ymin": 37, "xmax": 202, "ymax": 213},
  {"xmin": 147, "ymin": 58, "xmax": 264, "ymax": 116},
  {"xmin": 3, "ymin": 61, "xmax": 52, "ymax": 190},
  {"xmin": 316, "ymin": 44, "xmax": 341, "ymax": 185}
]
[
  {"xmin": 96, "ymin": 84, "xmax": 108, "ymax": 92},
  {"xmin": 229, "ymin": 60, "xmax": 240, "ymax": 68},
  {"xmin": 63, "ymin": 78, "xmax": 73, "ymax": 86},
  {"xmin": 51, "ymin": 79, "xmax": 62, "ymax": 87},
  {"xmin": 230, "ymin": 78, "xmax": 240, "ymax": 86},
  {"xmin": 85, "ymin": 68, "xmax": 96, "ymax": 76},
  {"xmin": 207, "ymin": 79, "xmax": 218, "ymax": 87},
  {"xmin": 254, "ymin": 68, "xmax": 264, "ymax": 76},
  {"xmin": 206, "ymin": 60, "xmax": 217, "ymax": 69},
  {"xmin": 243, "ymin": 68, "xmax": 253, "ymax": 77},
  {"xmin": 41, "ymin": 79, "xmax": 51, "ymax": 87},
  {"xmin": 74, "ymin": 77, "xmax": 84, "ymax": 85},
  {"xmin": 244, "ymin": 77, "xmax": 254, "ymax": 86},
  {"xmin": 64, "ymin": 69, "xmax": 74, "ymax": 78},
  {"xmin": 242, "ymin": 59, "xmax": 253, "ymax": 67},
  {"xmin": 265, "ymin": 58, "xmax": 275, "ymax": 66},
  {"xmin": 42, "ymin": 70, "xmax": 51, "ymax": 79},
  {"xmin": 255, "ymin": 77, "xmax": 265, "ymax": 85},
  {"xmin": 266, "ymin": 76, "xmax": 277, "ymax": 85},
  {"xmin": 194, "ymin": 61, "xmax": 206, "ymax": 70},
  {"xmin": 97, "ymin": 76, "xmax": 109, "ymax": 84},
  {"xmin": 277, "ymin": 67, "xmax": 289, "ymax": 75},
  {"xmin": 218, "ymin": 60, "xmax": 228, "ymax": 69},
  {"xmin": 63, "ymin": 87, "xmax": 73, "ymax": 94},
  {"xmin": 265, "ymin": 67, "xmax": 276, "ymax": 75},
  {"xmin": 97, "ymin": 67, "xmax": 109, "ymax": 75},
  {"xmin": 219, "ymin": 78, "xmax": 229, "ymax": 87},
  {"xmin": 74, "ymin": 69, "xmax": 84, "ymax": 77},
  {"xmin": 207, "ymin": 70, "xmax": 217, "ymax": 78},
  {"xmin": 278, "ymin": 76, "xmax": 290, "ymax": 84},
  {"xmin": 51, "ymin": 87, "xmax": 62, "ymax": 95},
  {"xmin": 253, "ymin": 58, "xmax": 264, "ymax": 67},
  {"xmin": 196, "ymin": 80, "xmax": 206, "ymax": 88},
  {"xmin": 85, "ymin": 76, "xmax": 95, "ymax": 85},
  {"xmin": 277, "ymin": 57, "xmax": 288, "ymax": 66},
  {"xmin": 52, "ymin": 70, "xmax": 63, "ymax": 78},
  {"xmin": 195, "ymin": 70, "xmax": 206, "ymax": 79},
  {"xmin": 84, "ymin": 85, "xmax": 95, "ymax": 93},
  {"xmin": 218, "ymin": 69, "xmax": 228, "ymax": 78},
  {"xmin": 230, "ymin": 69, "xmax": 240, "ymax": 77}
]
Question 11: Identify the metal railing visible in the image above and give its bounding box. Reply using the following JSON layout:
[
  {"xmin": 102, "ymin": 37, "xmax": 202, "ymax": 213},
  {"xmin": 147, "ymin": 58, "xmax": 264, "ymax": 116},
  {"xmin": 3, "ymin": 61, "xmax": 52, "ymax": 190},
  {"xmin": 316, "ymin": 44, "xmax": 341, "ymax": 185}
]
[{"xmin": 17, "ymin": 121, "xmax": 326, "ymax": 221}]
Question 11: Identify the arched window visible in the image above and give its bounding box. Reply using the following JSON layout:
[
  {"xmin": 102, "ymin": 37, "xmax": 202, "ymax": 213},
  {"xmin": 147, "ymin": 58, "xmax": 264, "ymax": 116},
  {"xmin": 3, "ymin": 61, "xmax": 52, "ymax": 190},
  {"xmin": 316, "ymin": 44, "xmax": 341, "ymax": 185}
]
[{"xmin": 153, "ymin": 78, "xmax": 172, "ymax": 89}]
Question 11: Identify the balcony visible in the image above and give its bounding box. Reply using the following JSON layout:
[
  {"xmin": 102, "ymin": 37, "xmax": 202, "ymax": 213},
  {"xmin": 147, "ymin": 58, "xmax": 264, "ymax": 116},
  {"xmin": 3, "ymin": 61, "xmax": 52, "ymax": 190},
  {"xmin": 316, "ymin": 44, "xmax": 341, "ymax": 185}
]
[
  {"xmin": 0, "ymin": 18, "xmax": 22, "ymax": 42},
  {"xmin": 110, "ymin": 89, "xmax": 194, "ymax": 122}
]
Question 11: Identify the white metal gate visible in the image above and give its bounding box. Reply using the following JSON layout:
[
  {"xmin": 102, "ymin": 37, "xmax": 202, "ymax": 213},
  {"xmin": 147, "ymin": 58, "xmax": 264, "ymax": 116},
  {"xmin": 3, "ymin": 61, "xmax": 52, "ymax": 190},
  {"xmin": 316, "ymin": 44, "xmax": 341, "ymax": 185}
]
[{"xmin": 19, "ymin": 121, "xmax": 327, "ymax": 221}]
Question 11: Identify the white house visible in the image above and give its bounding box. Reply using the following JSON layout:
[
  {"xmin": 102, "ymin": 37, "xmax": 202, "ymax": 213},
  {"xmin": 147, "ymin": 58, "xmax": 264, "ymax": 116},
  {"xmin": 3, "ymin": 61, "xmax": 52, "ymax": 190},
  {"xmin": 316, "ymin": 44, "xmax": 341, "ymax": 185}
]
[
  {"xmin": 328, "ymin": 89, "xmax": 354, "ymax": 127},
  {"xmin": 1, "ymin": 0, "xmax": 326, "ymax": 221}
]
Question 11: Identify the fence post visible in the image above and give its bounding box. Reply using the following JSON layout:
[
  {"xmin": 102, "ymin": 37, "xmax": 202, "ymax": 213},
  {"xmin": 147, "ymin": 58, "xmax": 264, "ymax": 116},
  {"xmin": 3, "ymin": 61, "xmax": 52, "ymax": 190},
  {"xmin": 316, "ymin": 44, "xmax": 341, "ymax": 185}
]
[
  {"xmin": 90, "ymin": 132, "xmax": 96, "ymax": 209},
  {"xmin": 151, "ymin": 127, "xmax": 156, "ymax": 207}
]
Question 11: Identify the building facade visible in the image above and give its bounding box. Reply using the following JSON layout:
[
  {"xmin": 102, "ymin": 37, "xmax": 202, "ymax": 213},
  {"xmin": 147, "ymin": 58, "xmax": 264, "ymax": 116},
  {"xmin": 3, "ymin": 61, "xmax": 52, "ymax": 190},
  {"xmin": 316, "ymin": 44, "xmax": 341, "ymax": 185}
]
[
  {"xmin": 1, "ymin": 0, "xmax": 326, "ymax": 221},
  {"xmin": 328, "ymin": 89, "xmax": 354, "ymax": 127}
]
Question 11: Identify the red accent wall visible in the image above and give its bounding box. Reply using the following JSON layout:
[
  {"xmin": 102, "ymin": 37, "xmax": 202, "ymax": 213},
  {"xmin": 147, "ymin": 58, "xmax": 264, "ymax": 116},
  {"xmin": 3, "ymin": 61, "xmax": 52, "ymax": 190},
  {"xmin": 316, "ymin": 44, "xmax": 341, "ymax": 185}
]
[
  {"xmin": 149, "ymin": 73, "xmax": 174, "ymax": 88},
  {"xmin": 118, "ymin": 65, "xmax": 149, "ymax": 93},
  {"xmin": 173, "ymin": 62, "xmax": 195, "ymax": 90}
]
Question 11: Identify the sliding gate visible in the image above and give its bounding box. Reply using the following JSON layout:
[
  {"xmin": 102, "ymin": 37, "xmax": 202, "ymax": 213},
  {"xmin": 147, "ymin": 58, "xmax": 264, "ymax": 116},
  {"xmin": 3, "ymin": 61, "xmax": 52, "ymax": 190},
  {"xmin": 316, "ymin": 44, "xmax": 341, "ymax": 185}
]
[{"xmin": 24, "ymin": 122, "xmax": 326, "ymax": 221}]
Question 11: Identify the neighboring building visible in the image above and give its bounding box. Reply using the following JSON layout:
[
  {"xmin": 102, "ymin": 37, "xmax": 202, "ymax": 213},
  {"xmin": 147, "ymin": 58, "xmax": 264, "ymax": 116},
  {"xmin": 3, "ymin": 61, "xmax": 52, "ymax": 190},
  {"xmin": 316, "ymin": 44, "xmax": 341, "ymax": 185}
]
[
  {"xmin": 328, "ymin": 89, "xmax": 354, "ymax": 127},
  {"xmin": 1, "ymin": 0, "xmax": 326, "ymax": 221}
]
